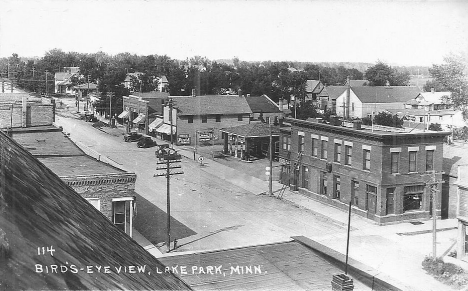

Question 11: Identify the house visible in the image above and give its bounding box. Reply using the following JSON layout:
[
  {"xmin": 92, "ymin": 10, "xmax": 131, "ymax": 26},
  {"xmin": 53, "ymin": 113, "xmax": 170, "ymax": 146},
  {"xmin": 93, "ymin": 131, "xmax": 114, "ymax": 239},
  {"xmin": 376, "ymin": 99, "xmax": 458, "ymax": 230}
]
[
  {"xmin": 54, "ymin": 66, "xmax": 79, "ymax": 94},
  {"xmin": 456, "ymin": 164, "xmax": 468, "ymax": 260},
  {"xmin": 335, "ymin": 86, "xmax": 422, "ymax": 119},
  {"xmin": 123, "ymin": 71, "xmax": 143, "ymax": 91},
  {"xmin": 0, "ymin": 130, "xmax": 191, "ymax": 290},
  {"xmin": 245, "ymin": 94, "xmax": 283, "ymax": 123},
  {"xmin": 158, "ymin": 75, "xmax": 169, "ymax": 92},
  {"xmin": 409, "ymin": 89, "xmax": 452, "ymax": 111},
  {"xmin": 305, "ymin": 80, "xmax": 325, "ymax": 103},
  {"xmin": 12, "ymin": 126, "xmax": 138, "ymax": 237},
  {"xmin": 317, "ymin": 86, "xmax": 348, "ymax": 113},
  {"xmin": 160, "ymin": 94, "xmax": 252, "ymax": 145},
  {"xmin": 279, "ymin": 117, "xmax": 450, "ymax": 224}
]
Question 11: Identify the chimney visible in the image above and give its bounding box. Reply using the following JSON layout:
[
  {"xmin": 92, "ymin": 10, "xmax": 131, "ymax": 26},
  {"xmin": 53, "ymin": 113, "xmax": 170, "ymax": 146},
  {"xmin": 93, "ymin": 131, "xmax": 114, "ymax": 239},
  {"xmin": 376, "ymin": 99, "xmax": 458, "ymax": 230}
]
[
  {"xmin": 238, "ymin": 89, "xmax": 242, "ymax": 97},
  {"xmin": 431, "ymin": 88, "xmax": 435, "ymax": 93},
  {"xmin": 191, "ymin": 89, "xmax": 196, "ymax": 97}
]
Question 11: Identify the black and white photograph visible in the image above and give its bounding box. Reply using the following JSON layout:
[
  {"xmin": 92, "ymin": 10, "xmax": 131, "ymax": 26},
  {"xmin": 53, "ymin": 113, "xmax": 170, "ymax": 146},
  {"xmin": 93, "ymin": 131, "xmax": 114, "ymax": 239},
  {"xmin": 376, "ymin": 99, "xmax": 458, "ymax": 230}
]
[{"xmin": 1, "ymin": 0, "xmax": 468, "ymax": 290}]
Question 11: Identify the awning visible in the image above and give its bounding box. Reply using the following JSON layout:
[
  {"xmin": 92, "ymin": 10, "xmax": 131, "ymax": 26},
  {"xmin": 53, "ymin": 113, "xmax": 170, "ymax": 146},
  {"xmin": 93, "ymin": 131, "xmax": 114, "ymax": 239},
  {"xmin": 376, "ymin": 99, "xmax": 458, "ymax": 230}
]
[
  {"xmin": 156, "ymin": 123, "xmax": 176, "ymax": 135},
  {"xmin": 132, "ymin": 114, "xmax": 146, "ymax": 124},
  {"xmin": 149, "ymin": 118, "xmax": 163, "ymax": 131},
  {"xmin": 118, "ymin": 111, "xmax": 130, "ymax": 119}
]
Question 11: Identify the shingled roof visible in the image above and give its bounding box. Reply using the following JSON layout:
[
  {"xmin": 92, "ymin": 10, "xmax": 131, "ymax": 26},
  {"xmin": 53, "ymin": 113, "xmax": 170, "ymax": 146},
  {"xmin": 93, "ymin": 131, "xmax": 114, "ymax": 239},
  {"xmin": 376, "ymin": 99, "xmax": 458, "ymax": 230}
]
[
  {"xmin": 352, "ymin": 86, "xmax": 421, "ymax": 103},
  {"xmin": 0, "ymin": 131, "xmax": 191, "ymax": 290},
  {"xmin": 318, "ymin": 86, "xmax": 348, "ymax": 100},
  {"xmin": 245, "ymin": 95, "xmax": 281, "ymax": 114},
  {"xmin": 172, "ymin": 95, "xmax": 252, "ymax": 116}
]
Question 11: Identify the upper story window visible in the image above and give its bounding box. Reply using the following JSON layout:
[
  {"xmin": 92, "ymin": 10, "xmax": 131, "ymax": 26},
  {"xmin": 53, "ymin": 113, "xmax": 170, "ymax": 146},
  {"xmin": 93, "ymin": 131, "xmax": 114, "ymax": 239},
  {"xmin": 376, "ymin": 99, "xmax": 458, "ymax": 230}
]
[
  {"xmin": 409, "ymin": 151, "xmax": 417, "ymax": 172},
  {"xmin": 188, "ymin": 115, "xmax": 194, "ymax": 123},
  {"xmin": 426, "ymin": 150, "xmax": 434, "ymax": 171},
  {"xmin": 391, "ymin": 152, "xmax": 400, "ymax": 173},
  {"xmin": 238, "ymin": 115, "xmax": 243, "ymax": 121},
  {"xmin": 363, "ymin": 149, "xmax": 371, "ymax": 170},
  {"xmin": 282, "ymin": 136, "xmax": 291, "ymax": 151},
  {"xmin": 334, "ymin": 143, "xmax": 341, "ymax": 163},
  {"xmin": 321, "ymin": 139, "xmax": 328, "ymax": 160},
  {"xmin": 201, "ymin": 115, "xmax": 207, "ymax": 123},
  {"xmin": 298, "ymin": 134, "xmax": 305, "ymax": 152},
  {"xmin": 345, "ymin": 145, "xmax": 352, "ymax": 165},
  {"xmin": 215, "ymin": 115, "xmax": 221, "ymax": 122},
  {"xmin": 312, "ymin": 138, "xmax": 318, "ymax": 157}
]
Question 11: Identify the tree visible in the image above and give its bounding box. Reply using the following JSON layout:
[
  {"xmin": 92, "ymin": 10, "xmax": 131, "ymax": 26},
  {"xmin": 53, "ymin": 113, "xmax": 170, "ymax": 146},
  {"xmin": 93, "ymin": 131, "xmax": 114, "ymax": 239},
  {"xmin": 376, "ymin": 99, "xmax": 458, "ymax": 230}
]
[
  {"xmin": 295, "ymin": 100, "xmax": 321, "ymax": 120},
  {"xmin": 365, "ymin": 61, "xmax": 410, "ymax": 86},
  {"xmin": 372, "ymin": 111, "xmax": 404, "ymax": 128},
  {"xmin": 425, "ymin": 54, "xmax": 468, "ymax": 116},
  {"xmin": 428, "ymin": 123, "xmax": 442, "ymax": 131}
]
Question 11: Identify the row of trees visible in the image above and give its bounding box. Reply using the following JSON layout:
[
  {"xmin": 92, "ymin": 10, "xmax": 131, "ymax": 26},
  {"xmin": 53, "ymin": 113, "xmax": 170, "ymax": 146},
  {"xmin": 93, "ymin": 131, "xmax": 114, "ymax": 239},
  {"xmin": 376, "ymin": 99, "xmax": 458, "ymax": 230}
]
[
  {"xmin": 0, "ymin": 49, "xmax": 367, "ymax": 101},
  {"xmin": 1, "ymin": 49, "xmax": 466, "ymax": 120}
]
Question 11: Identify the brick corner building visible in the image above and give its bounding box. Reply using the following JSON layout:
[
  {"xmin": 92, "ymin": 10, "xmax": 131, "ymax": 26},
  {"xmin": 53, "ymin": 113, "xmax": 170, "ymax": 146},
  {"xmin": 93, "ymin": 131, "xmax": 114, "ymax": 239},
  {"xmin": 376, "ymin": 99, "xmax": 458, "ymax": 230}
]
[{"xmin": 279, "ymin": 117, "xmax": 450, "ymax": 224}]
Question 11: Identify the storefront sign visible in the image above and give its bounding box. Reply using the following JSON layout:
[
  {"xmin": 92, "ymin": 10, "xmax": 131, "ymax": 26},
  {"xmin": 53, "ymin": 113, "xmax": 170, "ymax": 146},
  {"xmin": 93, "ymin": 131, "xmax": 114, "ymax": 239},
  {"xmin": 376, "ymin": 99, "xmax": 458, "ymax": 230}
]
[
  {"xmin": 198, "ymin": 131, "xmax": 213, "ymax": 142},
  {"xmin": 177, "ymin": 134, "xmax": 191, "ymax": 145}
]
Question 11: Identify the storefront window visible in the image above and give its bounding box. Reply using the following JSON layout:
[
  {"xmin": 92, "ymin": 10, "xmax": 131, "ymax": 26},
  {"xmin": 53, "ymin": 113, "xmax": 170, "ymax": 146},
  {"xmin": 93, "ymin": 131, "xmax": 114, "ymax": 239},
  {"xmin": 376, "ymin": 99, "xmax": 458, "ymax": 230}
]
[{"xmin": 403, "ymin": 185, "xmax": 424, "ymax": 212}]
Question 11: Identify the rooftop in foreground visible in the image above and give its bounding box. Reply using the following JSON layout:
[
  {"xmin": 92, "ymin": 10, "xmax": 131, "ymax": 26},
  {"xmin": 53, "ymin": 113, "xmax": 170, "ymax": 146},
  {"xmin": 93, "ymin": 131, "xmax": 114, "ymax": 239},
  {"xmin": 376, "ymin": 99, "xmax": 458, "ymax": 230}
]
[{"xmin": 0, "ymin": 131, "xmax": 190, "ymax": 290}]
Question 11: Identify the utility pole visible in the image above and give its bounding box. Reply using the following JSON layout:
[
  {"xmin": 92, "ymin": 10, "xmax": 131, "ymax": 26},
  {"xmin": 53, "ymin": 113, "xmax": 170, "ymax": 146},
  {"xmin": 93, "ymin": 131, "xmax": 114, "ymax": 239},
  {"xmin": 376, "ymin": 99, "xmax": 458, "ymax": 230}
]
[
  {"xmin": 45, "ymin": 70, "xmax": 48, "ymax": 97},
  {"xmin": 31, "ymin": 67, "xmax": 36, "ymax": 78},
  {"xmin": 86, "ymin": 75, "xmax": 91, "ymax": 112},
  {"xmin": 168, "ymin": 98, "xmax": 174, "ymax": 148},
  {"xmin": 108, "ymin": 92, "xmax": 114, "ymax": 127},
  {"xmin": 154, "ymin": 148, "xmax": 183, "ymax": 252},
  {"xmin": 427, "ymin": 171, "xmax": 443, "ymax": 260},
  {"xmin": 269, "ymin": 123, "xmax": 273, "ymax": 195}
]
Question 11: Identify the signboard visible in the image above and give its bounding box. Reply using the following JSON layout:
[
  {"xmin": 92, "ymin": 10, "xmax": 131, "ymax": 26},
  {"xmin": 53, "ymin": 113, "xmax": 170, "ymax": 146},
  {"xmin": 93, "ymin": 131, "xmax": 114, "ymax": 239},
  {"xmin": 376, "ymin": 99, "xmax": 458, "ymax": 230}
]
[
  {"xmin": 177, "ymin": 134, "xmax": 191, "ymax": 145},
  {"xmin": 198, "ymin": 131, "xmax": 212, "ymax": 142}
]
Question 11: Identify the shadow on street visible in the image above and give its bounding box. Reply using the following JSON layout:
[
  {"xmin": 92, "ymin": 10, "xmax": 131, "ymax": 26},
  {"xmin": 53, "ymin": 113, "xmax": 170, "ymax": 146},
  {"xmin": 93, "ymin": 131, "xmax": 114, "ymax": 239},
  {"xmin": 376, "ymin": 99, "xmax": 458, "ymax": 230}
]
[{"xmin": 134, "ymin": 193, "xmax": 197, "ymax": 245}]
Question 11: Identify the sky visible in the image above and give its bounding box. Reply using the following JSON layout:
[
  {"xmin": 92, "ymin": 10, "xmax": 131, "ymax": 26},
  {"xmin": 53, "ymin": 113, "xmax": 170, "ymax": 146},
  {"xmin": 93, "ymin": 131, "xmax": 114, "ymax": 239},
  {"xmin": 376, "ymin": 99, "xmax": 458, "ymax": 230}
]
[{"xmin": 0, "ymin": 0, "xmax": 467, "ymax": 67}]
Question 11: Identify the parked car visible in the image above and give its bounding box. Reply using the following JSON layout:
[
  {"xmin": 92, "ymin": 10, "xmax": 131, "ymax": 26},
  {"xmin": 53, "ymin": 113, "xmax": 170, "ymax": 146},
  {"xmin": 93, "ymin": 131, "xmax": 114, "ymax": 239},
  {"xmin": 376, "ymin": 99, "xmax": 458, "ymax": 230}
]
[
  {"xmin": 137, "ymin": 137, "xmax": 157, "ymax": 148},
  {"xmin": 124, "ymin": 132, "xmax": 143, "ymax": 142}
]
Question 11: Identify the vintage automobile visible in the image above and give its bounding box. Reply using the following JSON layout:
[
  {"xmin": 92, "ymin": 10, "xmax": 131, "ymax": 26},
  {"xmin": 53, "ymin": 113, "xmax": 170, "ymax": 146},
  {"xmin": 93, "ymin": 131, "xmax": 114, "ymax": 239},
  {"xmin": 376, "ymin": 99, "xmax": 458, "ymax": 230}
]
[
  {"xmin": 124, "ymin": 131, "xmax": 143, "ymax": 142},
  {"xmin": 155, "ymin": 144, "xmax": 172, "ymax": 159},
  {"xmin": 137, "ymin": 136, "xmax": 157, "ymax": 148}
]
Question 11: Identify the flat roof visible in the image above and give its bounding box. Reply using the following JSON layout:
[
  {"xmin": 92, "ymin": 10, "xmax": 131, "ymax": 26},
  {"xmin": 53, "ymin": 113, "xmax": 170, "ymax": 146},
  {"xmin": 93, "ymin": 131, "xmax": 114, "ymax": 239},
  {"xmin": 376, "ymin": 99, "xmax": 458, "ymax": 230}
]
[
  {"xmin": 286, "ymin": 118, "xmax": 451, "ymax": 141},
  {"xmin": 160, "ymin": 240, "xmax": 379, "ymax": 290},
  {"xmin": 12, "ymin": 127, "xmax": 130, "ymax": 176},
  {"xmin": 13, "ymin": 130, "xmax": 84, "ymax": 156},
  {"xmin": 39, "ymin": 155, "xmax": 125, "ymax": 176}
]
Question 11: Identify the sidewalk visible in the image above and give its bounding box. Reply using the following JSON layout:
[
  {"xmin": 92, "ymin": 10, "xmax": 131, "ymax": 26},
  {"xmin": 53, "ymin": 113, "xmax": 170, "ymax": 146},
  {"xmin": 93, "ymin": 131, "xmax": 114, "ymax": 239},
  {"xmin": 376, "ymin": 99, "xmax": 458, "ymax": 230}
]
[{"xmin": 77, "ymin": 118, "xmax": 460, "ymax": 290}]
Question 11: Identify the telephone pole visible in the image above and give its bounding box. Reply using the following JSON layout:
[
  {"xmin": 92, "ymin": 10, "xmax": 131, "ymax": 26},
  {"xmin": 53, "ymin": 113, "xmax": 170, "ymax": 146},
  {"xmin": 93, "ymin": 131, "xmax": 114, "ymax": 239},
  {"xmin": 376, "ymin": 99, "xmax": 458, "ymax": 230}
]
[
  {"xmin": 108, "ymin": 92, "xmax": 114, "ymax": 126},
  {"xmin": 269, "ymin": 123, "xmax": 273, "ymax": 195},
  {"xmin": 154, "ymin": 148, "xmax": 183, "ymax": 252},
  {"xmin": 427, "ymin": 171, "xmax": 443, "ymax": 260},
  {"xmin": 45, "ymin": 70, "xmax": 49, "ymax": 96}
]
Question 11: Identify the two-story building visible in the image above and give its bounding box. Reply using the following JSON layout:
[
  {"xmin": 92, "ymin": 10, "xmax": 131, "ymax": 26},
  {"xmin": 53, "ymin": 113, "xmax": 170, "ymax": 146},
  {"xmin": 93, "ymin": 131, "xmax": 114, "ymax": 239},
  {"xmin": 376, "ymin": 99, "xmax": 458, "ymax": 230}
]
[
  {"xmin": 162, "ymin": 94, "xmax": 252, "ymax": 145},
  {"xmin": 279, "ymin": 117, "xmax": 450, "ymax": 224}
]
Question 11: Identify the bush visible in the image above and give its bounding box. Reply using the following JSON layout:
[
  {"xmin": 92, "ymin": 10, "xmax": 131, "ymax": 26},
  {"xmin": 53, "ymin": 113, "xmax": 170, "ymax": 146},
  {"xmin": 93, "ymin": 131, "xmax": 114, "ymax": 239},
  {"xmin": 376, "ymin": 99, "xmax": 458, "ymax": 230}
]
[{"xmin": 422, "ymin": 256, "xmax": 468, "ymax": 288}]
